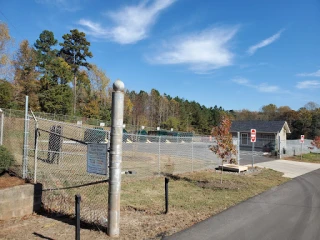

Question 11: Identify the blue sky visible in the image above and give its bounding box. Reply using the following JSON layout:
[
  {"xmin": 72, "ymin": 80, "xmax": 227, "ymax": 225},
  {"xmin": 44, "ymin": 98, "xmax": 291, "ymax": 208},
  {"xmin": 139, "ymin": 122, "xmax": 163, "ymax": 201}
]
[{"xmin": 1, "ymin": 0, "xmax": 320, "ymax": 111}]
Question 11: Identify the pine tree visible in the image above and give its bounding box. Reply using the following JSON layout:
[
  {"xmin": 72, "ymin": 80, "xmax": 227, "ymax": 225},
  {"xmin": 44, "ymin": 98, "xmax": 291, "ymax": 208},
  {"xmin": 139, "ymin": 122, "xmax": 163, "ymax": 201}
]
[{"xmin": 59, "ymin": 29, "xmax": 93, "ymax": 114}]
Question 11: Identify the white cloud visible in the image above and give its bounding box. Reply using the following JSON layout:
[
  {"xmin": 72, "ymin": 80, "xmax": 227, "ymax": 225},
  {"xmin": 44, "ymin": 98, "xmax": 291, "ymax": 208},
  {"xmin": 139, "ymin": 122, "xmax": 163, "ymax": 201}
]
[
  {"xmin": 233, "ymin": 77, "xmax": 249, "ymax": 85},
  {"xmin": 232, "ymin": 77, "xmax": 280, "ymax": 93},
  {"xmin": 247, "ymin": 29, "xmax": 284, "ymax": 55},
  {"xmin": 78, "ymin": 0, "xmax": 176, "ymax": 44},
  {"xmin": 35, "ymin": 0, "xmax": 81, "ymax": 12},
  {"xmin": 257, "ymin": 83, "xmax": 279, "ymax": 93},
  {"xmin": 296, "ymin": 69, "xmax": 320, "ymax": 77},
  {"xmin": 296, "ymin": 80, "xmax": 320, "ymax": 89},
  {"xmin": 148, "ymin": 26, "xmax": 239, "ymax": 72}
]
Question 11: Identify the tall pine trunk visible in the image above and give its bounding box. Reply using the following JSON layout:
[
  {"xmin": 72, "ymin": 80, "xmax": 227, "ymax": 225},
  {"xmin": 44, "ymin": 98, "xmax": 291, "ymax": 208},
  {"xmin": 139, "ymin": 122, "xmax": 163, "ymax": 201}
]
[{"xmin": 73, "ymin": 74, "xmax": 77, "ymax": 115}]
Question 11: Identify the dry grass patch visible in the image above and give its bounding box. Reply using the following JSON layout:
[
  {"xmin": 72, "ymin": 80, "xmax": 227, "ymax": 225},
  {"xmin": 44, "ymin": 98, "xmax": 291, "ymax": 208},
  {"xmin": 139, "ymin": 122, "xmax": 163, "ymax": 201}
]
[{"xmin": 119, "ymin": 168, "xmax": 289, "ymax": 239}]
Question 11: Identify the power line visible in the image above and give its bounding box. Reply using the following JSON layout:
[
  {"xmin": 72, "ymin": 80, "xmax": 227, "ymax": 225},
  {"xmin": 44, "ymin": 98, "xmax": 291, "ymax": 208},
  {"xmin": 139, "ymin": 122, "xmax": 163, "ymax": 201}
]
[{"xmin": 0, "ymin": 9, "xmax": 24, "ymax": 40}]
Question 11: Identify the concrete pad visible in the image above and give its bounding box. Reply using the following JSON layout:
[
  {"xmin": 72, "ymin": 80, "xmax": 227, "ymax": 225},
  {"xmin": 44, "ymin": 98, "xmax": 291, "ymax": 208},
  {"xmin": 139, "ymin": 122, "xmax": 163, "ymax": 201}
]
[
  {"xmin": 254, "ymin": 160, "xmax": 320, "ymax": 178},
  {"xmin": 218, "ymin": 164, "xmax": 248, "ymax": 172}
]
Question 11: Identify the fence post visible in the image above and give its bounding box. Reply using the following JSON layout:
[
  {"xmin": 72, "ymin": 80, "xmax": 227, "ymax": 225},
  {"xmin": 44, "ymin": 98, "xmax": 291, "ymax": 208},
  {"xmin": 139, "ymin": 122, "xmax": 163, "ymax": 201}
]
[
  {"xmin": 191, "ymin": 136, "xmax": 194, "ymax": 172},
  {"xmin": 23, "ymin": 96, "xmax": 29, "ymax": 179},
  {"xmin": 158, "ymin": 135, "xmax": 161, "ymax": 175},
  {"xmin": 107, "ymin": 80, "xmax": 124, "ymax": 238},
  {"xmin": 165, "ymin": 177, "xmax": 169, "ymax": 214},
  {"xmin": 237, "ymin": 132, "xmax": 240, "ymax": 173},
  {"xmin": 75, "ymin": 194, "xmax": 81, "ymax": 240},
  {"xmin": 30, "ymin": 110, "xmax": 38, "ymax": 184},
  {"xmin": 0, "ymin": 109, "xmax": 4, "ymax": 145}
]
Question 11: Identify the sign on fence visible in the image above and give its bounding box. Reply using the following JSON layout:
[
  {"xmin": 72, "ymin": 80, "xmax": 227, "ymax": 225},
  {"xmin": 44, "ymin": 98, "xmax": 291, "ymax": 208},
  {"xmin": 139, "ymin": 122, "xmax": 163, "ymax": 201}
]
[
  {"xmin": 87, "ymin": 143, "xmax": 108, "ymax": 175},
  {"xmin": 300, "ymin": 135, "xmax": 305, "ymax": 143},
  {"xmin": 250, "ymin": 129, "xmax": 256, "ymax": 143}
]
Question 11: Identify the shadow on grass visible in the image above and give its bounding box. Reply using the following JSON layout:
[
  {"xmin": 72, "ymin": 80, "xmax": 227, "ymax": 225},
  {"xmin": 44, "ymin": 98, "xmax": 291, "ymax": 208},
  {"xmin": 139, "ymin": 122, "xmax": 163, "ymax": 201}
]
[
  {"xmin": 163, "ymin": 172, "xmax": 245, "ymax": 190},
  {"xmin": 33, "ymin": 180, "xmax": 109, "ymax": 234},
  {"xmin": 33, "ymin": 232, "xmax": 55, "ymax": 240},
  {"xmin": 162, "ymin": 173, "xmax": 199, "ymax": 183},
  {"xmin": 36, "ymin": 208, "xmax": 107, "ymax": 234}
]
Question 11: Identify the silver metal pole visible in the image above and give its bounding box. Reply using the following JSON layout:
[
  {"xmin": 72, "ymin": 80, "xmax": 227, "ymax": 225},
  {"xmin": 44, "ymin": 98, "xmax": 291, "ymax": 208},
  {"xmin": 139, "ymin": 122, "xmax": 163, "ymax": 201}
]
[
  {"xmin": 158, "ymin": 135, "xmax": 161, "ymax": 175},
  {"xmin": 30, "ymin": 110, "xmax": 38, "ymax": 184},
  {"xmin": 34, "ymin": 123, "xmax": 38, "ymax": 184},
  {"xmin": 251, "ymin": 141, "xmax": 254, "ymax": 168},
  {"xmin": 191, "ymin": 136, "xmax": 194, "ymax": 172},
  {"xmin": 237, "ymin": 132, "xmax": 240, "ymax": 173},
  {"xmin": 23, "ymin": 96, "xmax": 29, "ymax": 179},
  {"xmin": 107, "ymin": 80, "xmax": 124, "ymax": 238},
  {"xmin": 0, "ymin": 109, "xmax": 4, "ymax": 145}
]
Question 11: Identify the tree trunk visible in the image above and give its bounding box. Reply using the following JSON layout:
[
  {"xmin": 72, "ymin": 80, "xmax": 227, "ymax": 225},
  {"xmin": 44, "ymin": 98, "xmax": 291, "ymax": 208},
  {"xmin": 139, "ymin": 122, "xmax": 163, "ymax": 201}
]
[{"xmin": 73, "ymin": 74, "xmax": 77, "ymax": 115}]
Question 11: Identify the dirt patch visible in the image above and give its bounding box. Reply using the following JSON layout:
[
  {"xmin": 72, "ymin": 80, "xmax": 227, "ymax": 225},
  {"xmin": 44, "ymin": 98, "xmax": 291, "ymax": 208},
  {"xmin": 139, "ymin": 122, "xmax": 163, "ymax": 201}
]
[{"xmin": 0, "ymin": 172, "xmax": 26, "ymax": 189}]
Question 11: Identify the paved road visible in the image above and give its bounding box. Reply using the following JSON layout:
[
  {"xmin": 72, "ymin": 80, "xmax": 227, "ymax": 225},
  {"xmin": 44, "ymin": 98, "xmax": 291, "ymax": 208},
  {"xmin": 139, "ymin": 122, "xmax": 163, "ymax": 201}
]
[
  {"xmin": 122, "ymin": 142, "xmax": 275, "ymax": 166},
  {"xmin": 123, "ymin": 142, "xmax": 221, "ymax": 164},
  {"xmin": 239, "ymin": 150, "xmax": 275, "ymax": 166},
  {"xmin": 165, "ymin": 169, "xmax": 320, "ymax": 240}
]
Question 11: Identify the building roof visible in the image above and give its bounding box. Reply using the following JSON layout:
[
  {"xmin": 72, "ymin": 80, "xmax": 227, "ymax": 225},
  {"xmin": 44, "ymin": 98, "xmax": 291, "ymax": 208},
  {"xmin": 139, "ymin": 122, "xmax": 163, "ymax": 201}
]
[{"xmin": 230, "ymin": 120, "xmax": 291, "ymax": 133}]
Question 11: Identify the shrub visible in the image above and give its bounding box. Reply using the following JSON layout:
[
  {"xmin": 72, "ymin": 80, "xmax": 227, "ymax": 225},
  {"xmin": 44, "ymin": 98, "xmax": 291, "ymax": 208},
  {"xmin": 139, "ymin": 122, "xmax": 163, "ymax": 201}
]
[
  {"xmin": 311, "ymin": 136, "xmax": 320, "ymax": 149},
  {"xmin": 0, "ymin": 146, "xmax": 15, "ymax": 174}
]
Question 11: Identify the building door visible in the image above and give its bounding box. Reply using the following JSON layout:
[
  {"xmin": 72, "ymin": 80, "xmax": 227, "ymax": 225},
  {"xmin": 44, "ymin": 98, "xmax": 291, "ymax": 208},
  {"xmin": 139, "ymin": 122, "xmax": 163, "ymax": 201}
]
[{"xmin": 241, "ymin": 133, "xmax": 248, "ymax": 145}]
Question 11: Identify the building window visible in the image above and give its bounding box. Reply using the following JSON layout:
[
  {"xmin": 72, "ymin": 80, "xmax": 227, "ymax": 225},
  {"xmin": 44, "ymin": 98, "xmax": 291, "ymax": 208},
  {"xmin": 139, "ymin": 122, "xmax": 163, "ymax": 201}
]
[{"xmin": 241, "ymin": 133, "xmax": 248, "ymax": 145}]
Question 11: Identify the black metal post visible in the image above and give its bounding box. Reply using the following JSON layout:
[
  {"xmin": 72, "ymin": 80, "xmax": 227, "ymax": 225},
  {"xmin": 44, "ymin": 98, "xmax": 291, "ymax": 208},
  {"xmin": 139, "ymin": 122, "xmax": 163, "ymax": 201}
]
[
  {"xmin": 75, "ymin": 194, "xmax": 81, "ymax": 240},
  {"xmin": 165, "ymin": 178, "xmax": 169, "ymax": 214}
]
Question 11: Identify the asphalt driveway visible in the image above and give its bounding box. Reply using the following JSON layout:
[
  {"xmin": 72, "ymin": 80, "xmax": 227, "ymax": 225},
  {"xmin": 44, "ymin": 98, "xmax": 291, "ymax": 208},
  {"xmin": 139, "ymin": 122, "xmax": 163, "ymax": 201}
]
[{"xmin": 165, "ymin": 168, "xmax": 320, "ymax": 240}]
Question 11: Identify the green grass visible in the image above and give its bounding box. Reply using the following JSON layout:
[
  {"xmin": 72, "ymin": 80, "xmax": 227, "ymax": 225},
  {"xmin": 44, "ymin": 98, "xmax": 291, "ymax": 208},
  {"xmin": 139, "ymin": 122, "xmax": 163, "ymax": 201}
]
[
  {"xmin": 26, "ymin": 167, "xmax": 289, "ymax": 239},
  {"xmin": 121, "ymin": 169, "xmax": 289, "ymax": 215},
  {"xmin": 285, "ymin": 152, "xmax": 320, "ymax": 163},
  {"xmin": 116, "ymin": 169, "xmax": 290, "ymax": 239}
]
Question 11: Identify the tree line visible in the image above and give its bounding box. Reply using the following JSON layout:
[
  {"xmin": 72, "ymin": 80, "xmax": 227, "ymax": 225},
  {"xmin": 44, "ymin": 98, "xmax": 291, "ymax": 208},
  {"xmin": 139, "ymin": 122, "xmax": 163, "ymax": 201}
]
[
  {"xmin": 0, "ymin": 22, "xmax": 319, "ymax": 138},
  {"xmin": 232, "ymin": 103, "xmax": 320, "ymax": 139}
]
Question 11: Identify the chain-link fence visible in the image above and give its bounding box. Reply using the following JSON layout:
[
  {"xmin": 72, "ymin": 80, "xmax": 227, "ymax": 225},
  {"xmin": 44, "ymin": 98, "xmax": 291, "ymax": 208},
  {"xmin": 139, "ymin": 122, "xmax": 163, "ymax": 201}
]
[
  {"xmin": 234, "ymin": 136, "xmax": 277, "ymax": 166},
  {"xmin": 1, "ymin": 110, "xmax": 220, "ymax": 225},
  {"xmin": 122, "ymin": 134, "xmax": 219, "ymax": 176},
  {"xmin": 2, "ymin": 108, "xmax": 319, "ymax": 225},
  {"xmin": 1, "ymin": 108, "xmax": 110, "ymax": 127},
  {"xmin": 282, "ymin": 139, "xmax": 320, "ymax": 156}
]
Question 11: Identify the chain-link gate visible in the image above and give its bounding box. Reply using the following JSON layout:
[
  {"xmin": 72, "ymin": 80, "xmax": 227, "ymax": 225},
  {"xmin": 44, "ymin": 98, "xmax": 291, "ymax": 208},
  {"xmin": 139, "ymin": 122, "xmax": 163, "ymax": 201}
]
[
  {"xmin": 236, "ymin": 135, "xmax": 278, "ymax": 166},
  {"xmin": 28, "ymin": 117, "xmax": 111, "ymax": 224}
]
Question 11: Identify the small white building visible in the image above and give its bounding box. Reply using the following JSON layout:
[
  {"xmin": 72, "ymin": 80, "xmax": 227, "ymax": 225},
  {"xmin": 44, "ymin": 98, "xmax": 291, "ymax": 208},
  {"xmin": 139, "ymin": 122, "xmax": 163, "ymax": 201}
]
[{"xmin": 230, "ymin": 120, "xmax": 291, "ymax": 152}]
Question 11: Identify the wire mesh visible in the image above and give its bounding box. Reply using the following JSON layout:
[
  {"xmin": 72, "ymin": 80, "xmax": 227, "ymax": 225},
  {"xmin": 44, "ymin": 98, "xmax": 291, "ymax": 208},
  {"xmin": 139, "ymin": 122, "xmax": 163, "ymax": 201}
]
[
  {"xmin": 283, "ymin": 139, "xmax": 320, "ymax": 156},
  {"xmin": 29, "ymin": 118, "xmax": 110, "ymax": 224},
  {"xmin": 5, "ymin": 110, "xmax": 318, "ymax": 226},
  {"xmin": 1, "ymin": 113, "xmax": 220, "ymax": 225},
  {"xmin": 122, "ymin": 134, "xmax": 219, "ymax": 177}
]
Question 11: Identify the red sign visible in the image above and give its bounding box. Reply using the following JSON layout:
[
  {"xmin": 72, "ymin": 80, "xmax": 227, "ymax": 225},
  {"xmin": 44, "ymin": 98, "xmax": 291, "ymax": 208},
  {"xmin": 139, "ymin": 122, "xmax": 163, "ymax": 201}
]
[
  {"xmin": 300, "ymin": 135, "xmax": 304, "ymax": 143},
  {"xmin": 251, "ymin": 129, "xmax": 256, "ymax": 143}
]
